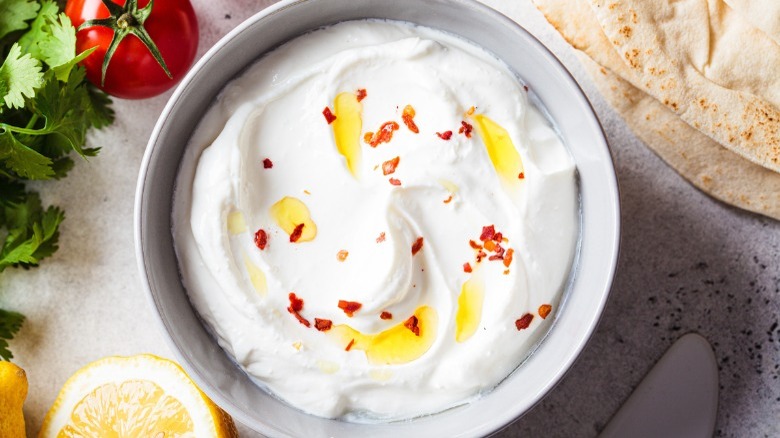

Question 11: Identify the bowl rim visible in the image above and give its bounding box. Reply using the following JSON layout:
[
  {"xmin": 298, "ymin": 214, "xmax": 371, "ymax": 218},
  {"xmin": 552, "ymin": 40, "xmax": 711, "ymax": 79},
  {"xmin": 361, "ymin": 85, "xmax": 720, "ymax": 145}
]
[{"xmin": 135, "ymin": 0, "xmax": 621, "ymax": 435}]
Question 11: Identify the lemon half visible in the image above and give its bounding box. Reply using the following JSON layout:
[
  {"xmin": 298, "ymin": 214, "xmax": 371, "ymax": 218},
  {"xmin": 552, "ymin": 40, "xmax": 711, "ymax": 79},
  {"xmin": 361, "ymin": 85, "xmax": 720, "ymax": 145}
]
[{"xmin": 39, "ymin": 354, "xmax": 237, "ymax": 437}]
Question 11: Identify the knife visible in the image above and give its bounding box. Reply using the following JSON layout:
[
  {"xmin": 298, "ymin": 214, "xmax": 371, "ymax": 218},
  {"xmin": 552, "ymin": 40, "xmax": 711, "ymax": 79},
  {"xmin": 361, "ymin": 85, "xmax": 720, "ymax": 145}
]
[{"xmin": 599, "ymin": 333, "xmax": 719, "ymax": 438}]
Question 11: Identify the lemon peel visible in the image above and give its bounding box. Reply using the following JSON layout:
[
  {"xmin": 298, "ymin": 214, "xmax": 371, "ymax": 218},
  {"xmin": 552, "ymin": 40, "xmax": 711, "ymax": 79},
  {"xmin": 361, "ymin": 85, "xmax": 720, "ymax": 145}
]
[{"xmin": 0, "ymin": 361, "xmax": 27, "ymax": 437}]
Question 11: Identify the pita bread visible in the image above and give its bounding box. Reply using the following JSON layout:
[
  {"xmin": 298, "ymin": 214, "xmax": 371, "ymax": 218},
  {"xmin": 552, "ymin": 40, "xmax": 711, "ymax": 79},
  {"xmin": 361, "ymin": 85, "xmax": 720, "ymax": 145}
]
[
  {"xmin": 534, "ymin": 0, "xmax": 780, "ymax": 172},
  {"xmin": 724, "ymin": 0, "xmax": 780, "ymax": 45},
  {"xmin": 578, "ymin": 53, "xmax": 780, "ymax": 220}
]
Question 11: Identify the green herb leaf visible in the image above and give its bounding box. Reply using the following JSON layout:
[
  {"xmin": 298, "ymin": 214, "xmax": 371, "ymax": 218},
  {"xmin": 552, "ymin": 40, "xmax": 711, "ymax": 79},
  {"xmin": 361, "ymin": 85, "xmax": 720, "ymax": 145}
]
[
  {"xmin": 0, "ymin": 43, "xmax": 44, "ymax": 109},
  {"xmin": 0, "ymin": 178, "xmax": 25, "ymax": 205},
  {"xmin": 0, "ymin": 128, "xmax": 54, "ymax": 179},
  {"xmin": 85, "ymin": 84, "xmax": 115, "ymax": 129},
  {"xmin": 0, "ymin": 0, "xmax": 40, "ymax": 40},
  {"xmin": 0, "ymin": 309, "xmax": 24, "ymax": 360},
  {"xmin": 0, "ymin": 191, "xmax": 63, "ymax": 271},
  {"xmin": 16, "ymin": 0, "xmax": 58, "ymax": 54}
]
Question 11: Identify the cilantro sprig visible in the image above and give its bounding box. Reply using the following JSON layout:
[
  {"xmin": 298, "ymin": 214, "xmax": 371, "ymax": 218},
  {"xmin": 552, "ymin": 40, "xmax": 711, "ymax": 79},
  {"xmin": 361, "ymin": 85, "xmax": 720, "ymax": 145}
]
[{"xmin": 0, "ymin": 0, "xmax": 114, "ymax": 360}]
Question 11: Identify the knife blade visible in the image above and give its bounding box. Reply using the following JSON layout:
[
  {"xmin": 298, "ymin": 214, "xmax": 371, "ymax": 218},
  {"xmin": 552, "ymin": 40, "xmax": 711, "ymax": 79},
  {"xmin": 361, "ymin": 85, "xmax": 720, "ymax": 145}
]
[{"xmin": 599, "ymin": 333, "xmax": 719, "ymax": 438}]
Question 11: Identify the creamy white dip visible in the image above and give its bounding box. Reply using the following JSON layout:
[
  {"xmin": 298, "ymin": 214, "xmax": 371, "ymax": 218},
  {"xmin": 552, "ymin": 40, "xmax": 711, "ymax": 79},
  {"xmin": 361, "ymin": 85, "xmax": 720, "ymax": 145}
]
[{"xmin": 173, "ymin": 20, "xmax": 578, "ymax": 421}]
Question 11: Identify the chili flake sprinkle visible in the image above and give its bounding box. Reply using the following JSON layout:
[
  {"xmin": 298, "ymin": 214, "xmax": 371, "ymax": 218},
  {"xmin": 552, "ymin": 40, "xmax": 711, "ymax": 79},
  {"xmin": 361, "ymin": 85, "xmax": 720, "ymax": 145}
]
[
  {"xmin": 337, "ymin": 250, "xmax": 349, "ymax": 261},
  {"xmin": 443, "ymin": 195, "xmax": 453, "ymax": 204},
  {"xmin": 254, "ymin": 229, "xmax": 268, "ymax": 250},
  {"xmin": 380, "ymin": 311, "xmax": 393, "ymax": 320},
  {"xmin": 458, "ymin": 120, "xmax": 473, "ymax": 138},
  {"xmin": 476, "ymin": 251, "xmax": 487, "ymax": 263},
  {"xmin": 480, "ymin": 225, "xmax": 496, "ymax": 242},
  {"xmin": 436, "ymin": 130, "xmax": 453, "ymax": 140},
  {"xmin": 463, "ymin": 262, "xmax": 472, "ymax": 273},
  {"xmin": 338, "ymin": 300, "xmax": 362, "ymax": 317},
  {"xmin": 345, "ymin": 339, "xmax": 356, "ymax": 351},
  {"xmin": 469, "ymin": 240, "xmax": 482, "ymax": 250},
  {"xmin": 466, "ymin": 106, "xmax": 475, "ymax": 116},
  {"xmin": 365, "ymin": 121, "xmax": 400, "ymax": 147},
  {"xmin": 376, "ymin": 232, "xmax": 386, "ymax": 243},
  {"xmin": 404, "ymin": 315, "xmax": 421, "ymax": 336},
  {"xmin": 263, "ymin": 158, "xmax": 273, "ymax": 169},
  {"xmin": 402, "ymin": 104, "xmax": 419, "ymax": 133},
  {"xmin": 314, "ymin": 318, "xmax": 332, "ymax": 332},
  {"xmin": 389, "ymin": 177, "xmax": 402, "ymax": 186},
  {"xmin": 411, "ymin": 237, "xmax": 424, "ymax": 255},
  {"xmin": 518, "ymin": 172, "xmax": 525, "ymax": 179},
  {"xmin": 287, "ymin": 293, "xmax": 310, "ymax": 327},
  {"xmin": 322, "ymin": 107, "xmax": 337, "ymax": 124},
  {"xmin": 356, "ymin": 88, "xmax": 367, "ymax": 102},
  {"xmin": 515, "ymin": 313, "xmax": 533, "ymax": 330},
  {"xmin": 382, "ymin": 156, "xmax": 400, "ymax": 175},
  {"xmin": 503, "ymin": 248, "xmax": 514, "ymax": 267},
  {"xmin": 289, "ymin": 223, "xmax": 305, "ymax": 242},
  {"xmin": 538, "ymin": 304, "xmax": 552, "ymax": 319}
]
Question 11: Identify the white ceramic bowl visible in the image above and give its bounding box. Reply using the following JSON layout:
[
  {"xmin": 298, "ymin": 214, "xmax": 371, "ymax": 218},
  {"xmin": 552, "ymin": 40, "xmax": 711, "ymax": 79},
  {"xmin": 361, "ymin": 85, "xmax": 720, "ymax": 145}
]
[{"xmin": 135, "ymin": 0, "xmax": 620, "ymax": 436}]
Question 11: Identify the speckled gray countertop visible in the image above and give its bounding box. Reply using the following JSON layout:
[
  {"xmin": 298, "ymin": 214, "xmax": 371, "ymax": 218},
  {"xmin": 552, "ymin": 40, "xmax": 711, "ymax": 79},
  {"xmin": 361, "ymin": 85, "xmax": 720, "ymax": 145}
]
[{"xmin": 2, "ymin": 0, "xmax": 777, "ymax": 436}]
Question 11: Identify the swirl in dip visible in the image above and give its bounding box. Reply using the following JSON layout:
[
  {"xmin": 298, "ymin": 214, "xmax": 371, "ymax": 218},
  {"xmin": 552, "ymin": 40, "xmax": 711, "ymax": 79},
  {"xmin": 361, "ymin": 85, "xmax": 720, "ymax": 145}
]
[{"xmin": 173, "ymin": 20, "xmax": 578, "ymax": 420}]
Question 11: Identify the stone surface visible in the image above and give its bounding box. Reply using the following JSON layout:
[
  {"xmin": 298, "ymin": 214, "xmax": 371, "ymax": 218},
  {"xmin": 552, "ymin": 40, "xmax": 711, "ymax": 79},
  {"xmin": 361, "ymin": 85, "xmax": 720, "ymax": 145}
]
[{"xmin": 2, "ymin": 1, "xmax": 777, "ymax": 437}]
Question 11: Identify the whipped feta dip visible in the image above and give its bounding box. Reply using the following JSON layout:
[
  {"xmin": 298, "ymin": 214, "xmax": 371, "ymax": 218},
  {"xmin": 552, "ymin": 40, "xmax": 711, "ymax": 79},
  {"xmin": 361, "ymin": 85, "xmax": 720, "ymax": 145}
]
[{"xmin": 173, "ymin": 20, "xmax": 578, "ymax": 420}]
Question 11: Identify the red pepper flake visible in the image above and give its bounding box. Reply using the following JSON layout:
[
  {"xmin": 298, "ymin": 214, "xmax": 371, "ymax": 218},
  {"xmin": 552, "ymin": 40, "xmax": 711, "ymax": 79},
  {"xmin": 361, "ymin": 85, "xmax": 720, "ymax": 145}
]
[
  {"xmin": 480, "ymin": 225, "xmax": 496, "ymax": 242},
  {"xmin": 263, "ymin": 158, "xmax": 273, "ymax": 169},
  {"xmin": 254, "ymin": 229, "xmax": 268, "ymax": 250},
  {"xmin": 338, "ymin": 300, "xmax": 362, "ymax": 317},
  {"xmin": 288, "ymin": 292, "xmax": 304, "ymax": 312},
  {"xmin": 376, "ymin": 232, "xmax": 386, "ymax": 243},
  {"xmin": 289, "ymin": 223, "xmax": 305, "ymax": 242},
  {"xmin": 436, "ymin": 130, "xmax": 453, "ymax": 140},
  {"xmin": 463, "ymin": 262, "xmax": 472, "ymax": 273},
  {"xmin": 337, "ymin": 250, "xmax": 349, "ymax": 261},
  {"xmin": 492, "ymin": 244, "xmax": 505, "ymax": 258},
  {"xmin": 458, "ymin": 120, "xmax": 473, "ymax": 138},
  {"xmin": 402, "ymin": 105, "xmax": 419, "ymax": 134},
  {"xmin": 488, "ymin": 254, "xmax": 504, "ymax": 261},
  {"xmin": 356, "ymin": 88, "xmax": 367, "ymax": 102},
  {"xmin": 323, "ymin": 107, "xmax": 337, "ymax": 124},
  {"xmin": 345, "ymin": 338, "xmax": 356, "ymax": 351},
  {"xmin": 466, "ymin": 106, "xmax": 475, "ymax": 116},
  {"xmin": 515, "ymin": 313, "xmax": 533, "ymax": 330},
  {"xmin": 388, "ymin": 177, "xmax": 402, "ymax": 186},
  {"xmin": 411, "ymin": 237, "xmax": 424, "ymax": 255},
  {"xmin": 443, "ymin": 195, "xmax": 453, "ymax": 204},
  {"xmin": 314, "ymin": 318, "xmax": 332, "ymax": 332},
  {"xmin": 493, "ymin": 232, "xmax": 503, "ymax": 243},
  {"xmin": 476, "ymin": 251, "xmax": 487, "ymax": 263},
  {"xmin": 365, "ymin": 121, "xmax": 400, "ymax": 147},
  {"xmin": 483, "ymin": 240, "xmax": 496, "ymax": 252},
  {"xmin": 469, "ymin": 240, "xmax": 483, "ymax": 250},
  {"xmin": 538, "ymin": 304, "xmax": 552, "ymax": 319},
  {"xmin": 518, "ymin": 172, "xmax": 525, "ymax": 180},
  {"xmin": 503, "ymin": 248, "xmax": 514, "ymax": 267},
  {"xmin": 380, "ymin": 311, "xmax": 393, "ymax": 320},
  {"xmin": 503, "ymin": 269, "xmax": 510, "ymax": 275},
  {"xmin": 404, "ymin": 315, "xmax": 420, "ymax": 336},
  {"xmin": 287, "ymin": 293, "xmax": 310, "ymax": 327},
  {"xmin": 382, "ymin": 156, "xmax": 400, "ymax": 175}
]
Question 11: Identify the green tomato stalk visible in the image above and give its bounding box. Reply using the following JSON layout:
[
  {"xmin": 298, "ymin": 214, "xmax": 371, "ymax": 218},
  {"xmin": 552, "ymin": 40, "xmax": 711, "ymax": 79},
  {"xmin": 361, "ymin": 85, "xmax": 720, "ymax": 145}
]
[{"xmin": 78, "ymin": 0, "xmax": 172, "ymax": 85}]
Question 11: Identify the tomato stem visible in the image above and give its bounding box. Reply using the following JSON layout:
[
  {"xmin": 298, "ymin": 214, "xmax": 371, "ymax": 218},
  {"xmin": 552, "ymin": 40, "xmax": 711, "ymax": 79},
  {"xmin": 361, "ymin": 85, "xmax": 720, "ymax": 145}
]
[{"xmin": 79, "ymin": 0, "xmax": 173, "ymax": 86}]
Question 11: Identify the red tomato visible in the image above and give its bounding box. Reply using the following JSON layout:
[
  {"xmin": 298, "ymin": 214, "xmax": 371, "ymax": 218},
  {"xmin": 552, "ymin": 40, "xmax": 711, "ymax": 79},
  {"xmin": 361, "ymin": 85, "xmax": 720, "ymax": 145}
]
[{"xmin": 65, "ymin": 0, "xmax": 199, "ymax": 99}]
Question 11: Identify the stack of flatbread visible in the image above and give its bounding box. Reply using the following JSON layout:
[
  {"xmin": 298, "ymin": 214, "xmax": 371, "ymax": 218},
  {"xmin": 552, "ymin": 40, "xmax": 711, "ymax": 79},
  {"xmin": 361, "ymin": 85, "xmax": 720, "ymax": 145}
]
[{"xmin": 533, "ymin": 0, "xmax": 780, "ymax": 220}]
